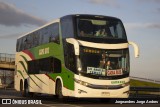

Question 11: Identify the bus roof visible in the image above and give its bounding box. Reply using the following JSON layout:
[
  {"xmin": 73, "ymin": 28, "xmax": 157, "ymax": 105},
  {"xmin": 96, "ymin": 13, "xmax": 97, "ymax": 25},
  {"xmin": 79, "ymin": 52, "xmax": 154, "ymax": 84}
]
[
  {"xmin": 61, "ymin": 14, "xmax": 120, "ymax": 20},
  {"xmin": 18, "ymin": 14, "xmax": 120, "ymax": 39},
  {"xmin": 18, "ymin": 18, "xmax": 60, "ymax": 39}
]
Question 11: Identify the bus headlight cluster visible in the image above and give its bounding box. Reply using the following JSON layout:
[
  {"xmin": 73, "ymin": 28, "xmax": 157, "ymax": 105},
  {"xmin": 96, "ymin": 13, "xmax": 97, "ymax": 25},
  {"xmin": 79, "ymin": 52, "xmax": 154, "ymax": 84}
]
[{"xmin": 74, "ymin": 78, "xmax": 130, "ymax": 89}]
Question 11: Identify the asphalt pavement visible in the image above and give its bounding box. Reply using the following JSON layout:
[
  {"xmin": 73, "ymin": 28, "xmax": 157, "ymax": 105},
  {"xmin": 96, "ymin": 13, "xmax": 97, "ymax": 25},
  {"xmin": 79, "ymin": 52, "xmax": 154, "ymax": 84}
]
[{"xmin": 0, "ymin": 88, "xmax": 159, "ymax": 107}]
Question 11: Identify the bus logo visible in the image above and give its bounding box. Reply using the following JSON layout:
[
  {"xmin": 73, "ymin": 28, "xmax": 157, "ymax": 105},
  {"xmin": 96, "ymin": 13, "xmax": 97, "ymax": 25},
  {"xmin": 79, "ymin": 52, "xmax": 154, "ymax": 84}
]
[
  {"xmin": 39, "ymin": 47, "xmax": 49, "ymax": 56},
  {"xmin": 2, "ymin": 99, "xmax": 11, "ymax": 104}
]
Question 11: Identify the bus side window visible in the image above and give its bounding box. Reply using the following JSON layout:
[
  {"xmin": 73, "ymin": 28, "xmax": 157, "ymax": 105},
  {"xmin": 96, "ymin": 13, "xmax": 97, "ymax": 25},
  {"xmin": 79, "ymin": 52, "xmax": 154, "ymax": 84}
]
[
  {"xmin": 26, "ymin": 34, "xmax": 32, "ymax": 49},
  {"xmin": 28, "ymin": 57, "xmax": 61, "ymax": 74},
  {"xmin": 32, "ymin": 32, "xmax": 39, "ymax": 47},
  {"xmin": 23, "ymin": 37, "xmax": 27, "ymax": 50},
  {"xmin": 54, "ymin": 58, "xmax": 61, "ymax": 73},
  {"xmin": 63, "ymin": 42, "xmax": 76, "ymax": 73},
  {"xmin": 49, "ymin": 23, "xmax": 60, "ymax": 44},
  {"xmin": 16, "ymin": 39, "xmax": 20, "ymax": 52}
]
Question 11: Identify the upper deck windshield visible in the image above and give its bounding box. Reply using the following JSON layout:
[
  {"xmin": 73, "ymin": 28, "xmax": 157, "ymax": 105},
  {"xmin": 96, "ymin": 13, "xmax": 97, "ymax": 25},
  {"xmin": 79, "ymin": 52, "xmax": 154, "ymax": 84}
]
[{"xmin": 77, "ymin": 18, "xmax": 127, "ymax": 39}]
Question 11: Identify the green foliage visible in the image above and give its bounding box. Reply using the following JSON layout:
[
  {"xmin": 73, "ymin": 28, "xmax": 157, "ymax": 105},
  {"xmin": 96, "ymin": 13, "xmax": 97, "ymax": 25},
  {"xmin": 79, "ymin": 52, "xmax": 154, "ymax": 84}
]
[{"xmin": 130, "ymin": 79, "xmax": 160, "ymax": 87}]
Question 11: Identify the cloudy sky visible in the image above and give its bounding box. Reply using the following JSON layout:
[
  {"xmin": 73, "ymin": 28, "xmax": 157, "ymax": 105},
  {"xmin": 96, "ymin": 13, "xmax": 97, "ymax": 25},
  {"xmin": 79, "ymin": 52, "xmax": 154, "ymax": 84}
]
[{"xmin": 0, "ymin": 0, "xmax": 160, "ymax": 80}]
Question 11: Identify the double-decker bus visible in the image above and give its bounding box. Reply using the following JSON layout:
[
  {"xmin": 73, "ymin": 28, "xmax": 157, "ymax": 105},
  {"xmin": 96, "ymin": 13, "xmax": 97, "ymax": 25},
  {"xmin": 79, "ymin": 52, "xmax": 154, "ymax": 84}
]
[{"xmin": 14, "ymin": 14, "xmax": 139, "ymax": 99}]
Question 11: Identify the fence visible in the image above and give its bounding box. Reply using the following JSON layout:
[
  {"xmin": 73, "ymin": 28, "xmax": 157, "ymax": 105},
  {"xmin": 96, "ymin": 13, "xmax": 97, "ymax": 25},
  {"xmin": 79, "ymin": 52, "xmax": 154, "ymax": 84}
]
[
  {"xmin": 0, "ymin": 53, "xmax": 15, "ymax": 88},
  {"xmin": 130, "ymin": 86, "xmax": 160, "ymax": 98},
  {"xmin": 0, "ymin": 69, "xmax": 14, "ymax": 88},
  {"xmin": 0, "ymin": 53, "xmax": 15, "ymax": 63}
]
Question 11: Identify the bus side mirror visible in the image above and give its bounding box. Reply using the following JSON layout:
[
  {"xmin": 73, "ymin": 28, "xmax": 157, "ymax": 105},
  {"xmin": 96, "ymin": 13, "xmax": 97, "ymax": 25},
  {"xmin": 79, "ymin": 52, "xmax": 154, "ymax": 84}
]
[{"xmin": 129, "ymin": 41, "xmax": 140, "ymax": 58}]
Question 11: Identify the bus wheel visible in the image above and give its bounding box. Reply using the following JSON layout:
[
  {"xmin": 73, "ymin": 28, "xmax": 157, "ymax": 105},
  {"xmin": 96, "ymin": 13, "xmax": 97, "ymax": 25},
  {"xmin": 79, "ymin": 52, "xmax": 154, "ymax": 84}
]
[
  {"xmin": 56, "ymin": 80, "xmax": 64, "ymax": 101},
  {"xmin": 20, "ymin": 80, "xmax": 25, "ymax": 97},
  {"xmin": 24, "ymin": 82, "xmax": 33, "ymax": 97}
]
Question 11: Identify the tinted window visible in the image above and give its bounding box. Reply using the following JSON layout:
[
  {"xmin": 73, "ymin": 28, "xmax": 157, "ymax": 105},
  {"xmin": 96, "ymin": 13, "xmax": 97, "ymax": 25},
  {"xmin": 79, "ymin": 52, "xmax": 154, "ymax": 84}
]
[
  {"xmin": 16, "ymin": 39, "xmax": 20, "ymax": 52},
  {"xmin": 16, "ymin": 23, "xmax": 60, "ymax": 52},
  {"xmin": 54, "ymin": 58, "xmax": 61, "ymax": 73},
  {"xmin": 63, "ymin": 41, "xmax": 76, "ymax": 73},
  {"xmin": 61, "ymin": 17, "xmax": 74, "ymax": 38},
  {"xmin": 49, "ymin": 23, "xmax": 60, "ymax": 44},
  {"xmin": 39, "ymin": 23, "xmax": 60, "ymax": 45},
  {"xmin": 28, "ymin": 57, "xmax": 61, "ymax": 74},
  {"xmin": 77, "ymin": 18, "xmax": 126, "ymax": 39}
]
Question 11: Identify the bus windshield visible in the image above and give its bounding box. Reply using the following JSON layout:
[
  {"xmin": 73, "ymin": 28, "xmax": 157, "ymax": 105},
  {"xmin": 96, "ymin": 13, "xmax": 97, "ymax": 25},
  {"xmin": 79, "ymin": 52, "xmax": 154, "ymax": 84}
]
[
  {"xmin": 79, "ymin": 47, "xmax": 129, "ymax": 77},
  {"xmin": 77, "ymin": 18, "xmax": 126, "ymax": 39}
]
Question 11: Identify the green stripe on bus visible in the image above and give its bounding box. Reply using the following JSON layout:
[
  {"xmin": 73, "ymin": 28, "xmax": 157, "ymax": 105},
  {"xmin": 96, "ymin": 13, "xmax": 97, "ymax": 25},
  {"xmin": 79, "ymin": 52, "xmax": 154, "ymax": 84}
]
[
  {"xmin": 17, "ymin": 70, "xmax": 33, "ymax": 89},
  {"xmin": 20, "ymin": 55, "xmax": 47, "ymax": 86},
  {"xmin": 34, "ymin": 74, "xmax": 48, "ymax": 86},
  {"xmin": 19, "ymin": 61, "xmax": 27, "ymax": 72},
  {"xmin": 19, "ymin": 61, "xmax": 42, "ymax": 90},
  {"xmin": 20, "ymin": 55, "xmax": 28, "ymax": 62},
  {"xmin": 17, "ymin": 70, "xmax": 25, "ymax": 79}
]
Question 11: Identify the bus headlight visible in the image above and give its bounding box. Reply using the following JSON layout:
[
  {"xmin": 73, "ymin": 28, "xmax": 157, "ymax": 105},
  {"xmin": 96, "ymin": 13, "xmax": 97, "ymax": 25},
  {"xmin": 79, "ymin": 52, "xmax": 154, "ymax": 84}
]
[{"xmin": 77, "ymin": 67, "xmax": 82, "ymax": 71}]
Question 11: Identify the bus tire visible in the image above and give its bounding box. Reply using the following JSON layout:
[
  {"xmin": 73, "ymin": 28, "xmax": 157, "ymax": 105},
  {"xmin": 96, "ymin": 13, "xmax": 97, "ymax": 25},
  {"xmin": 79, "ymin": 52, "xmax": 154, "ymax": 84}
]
[
  {"xmin": 56, "ymin": 80, "xmax": 64, "ymax": 101},
  {"xmin": 20, "ymin": 80, "xmax": 25, "ymax": 97},
  {"xmin": 24, "ymin": 81, "xmax": 33, "ymax": 97}
]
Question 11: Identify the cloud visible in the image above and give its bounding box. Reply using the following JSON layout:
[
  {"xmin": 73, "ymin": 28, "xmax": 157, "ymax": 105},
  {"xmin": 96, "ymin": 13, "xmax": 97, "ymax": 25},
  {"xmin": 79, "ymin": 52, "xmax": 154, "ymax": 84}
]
[
  {"xmin": 0, "ymin": 2, "xmax": 47, "ymax": 27},
  {"xmin": 146, "ymin": 23, "xmax": 160, "ymax": 29},
  {"xmin": 124, "ymin": 23, "xmax": 160, "ymax": 30},
  {"xmin": 85, "ymin": 0, "xmax": 120, "ymax": 8}
]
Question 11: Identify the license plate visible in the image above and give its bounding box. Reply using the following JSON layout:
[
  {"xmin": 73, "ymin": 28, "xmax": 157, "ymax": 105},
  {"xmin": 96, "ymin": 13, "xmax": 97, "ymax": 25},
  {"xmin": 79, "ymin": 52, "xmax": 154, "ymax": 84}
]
[{"xmin": 101, "ymin": 92, "xmax": 110, "ymax": 96}]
